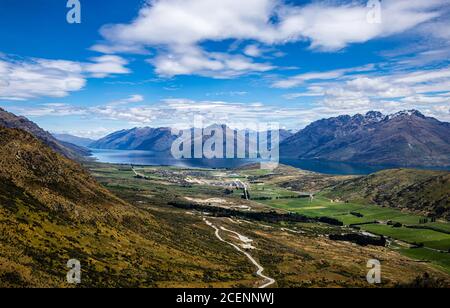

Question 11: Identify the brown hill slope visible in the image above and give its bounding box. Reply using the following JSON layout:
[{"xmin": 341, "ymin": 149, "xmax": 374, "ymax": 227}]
[
  {"xmin": 0, "ymin": 107, "xmax": 89, "ymax": 160},
  {"xmin": 325, "ymin": 169, "xmax": 450, "ymax": 220},
  {"xmin": 0, "ymin": 127, "xmax": 260, "ymax": 287},
  {"xmin": 1, "ymin": 128, "xmax": 448, "ymax": 287},
  {"xmin": 0, "ymin": 127, "xmax": 126, "ymax": 222}
]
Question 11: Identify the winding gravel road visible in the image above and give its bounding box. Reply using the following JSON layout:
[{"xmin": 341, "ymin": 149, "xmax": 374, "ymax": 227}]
[{"xmin": 204, "ymin": 218, "xmax": 276, "ymax": 289}]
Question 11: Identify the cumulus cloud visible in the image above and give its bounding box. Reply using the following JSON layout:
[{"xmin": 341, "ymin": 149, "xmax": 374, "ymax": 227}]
[
  {"xmin": 280, "ymin": 61, "xmax": 450, "ymax": 124},
  {"xmin": 13, "ymin": 103, "xmax": 87, "ymax": 117},
  {"xmin": 90, "ymin": 43, "xmax": 149, "ymax": 55},
  {"xmin": 344, "ymin": 77, "xmax": 414, "ymax": 98},
  {"xmin": 149, "ymin": 45, "xmax": 274, "ymax": 78},
  {"xmin": 14, "ymin": 94, "xmax": 450, "ymax": 131},
  {"xmin": 105, "ymin": 94, "xmax": 145, "ymax": 107},
  {"xmin": 124, "ymin": 94, "xmax": 144, "ymax": 103},
  {"xmin": 100, "ymin": 0, "xmax": 277, "ymax": 46},
  {"xmin": 277, "ymin": 0, "xmax": 444, "ymax": 51},
  {"xmin": 83, "ymin": 55, "xmax": 131, "ymax": 78},
  {"xmin": 0, "ymin": 57, "xmax": 85, "ymax": 101},
  {"xmin": 272, "ymin": 64, "xmax": 375, "ymax": 88},
  {"xmin": 52, "ymin": 127, "xmax": 113, "ymax": 140},
  {"xmin": 395, "ymin": 67, "xmax": 450, "ymax": 84},
  {"xmin": 244, "ymin": 45, "xmax": 263, "ymax": 57},
  {"xmin": 100, "ymin": 0, "xmax": 445, "ymax": 48},
  {"xmin": 0, "ymin": 55, "xmax": 131, "ymax": 101},
  {"xmin": 16, "ymin": 97, "xmax": 321, "ymax": 128},
  {"xmin": 93, "ymin": 0, "xmax": 446, "ymax": 77}
]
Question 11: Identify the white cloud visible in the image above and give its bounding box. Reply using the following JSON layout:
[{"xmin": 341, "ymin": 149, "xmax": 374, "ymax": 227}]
[
  {"xmin": 417, "ymin": 18, "xmax": 450, "ymax": 41},
  {"xmin": 107, "ymin": 94, "xmax": 145, "ymax": 106},
  {"xmin": 101, "ymin": 0, "xmax": 445, "ymax": 49},
  {"xmin": 0, "ymin": 55, "xmax": 131, "ymax": 101},
  {"xmin": 401, "ymin": 95, "xmax": 450, "ymax": 104},
  {"xmin": 394, "ymin": 47, "xmax": 450, "ymax": 67},
  {"xmin": 396, "ymin": 67, "xmax": 450, "ymax": 84},
  {"xmin": 84, "ymin": 55, "xmax": 131, "ymax": 78},
  {"xmin": 100, "ymin": 0, "xmax": 277, "ymax": 46},
  {"xmin": 274, "ymin": 71, "xmax": 344, "ymax": 89},
  {"xmin": 149, "ymin": 45, "xmax": 274, "ymax": 78},
  {"xmin": 282, "ymin": 86, "xmax": 325, "ymax": 99},
  {"xmin": 90, "ymin": 43, "xmax": 149, "ymax": 55},
  {"xmin": 281, "ymin": 63, "xmax": 450, "ymax": 122},
  {"xmin": 16, "ymin": 95, "xmax": 450, "ymax": 131},
  {"xmin": 51, "ymin": 127, "xmax": 113, "ymax": 140},
  {"xmin": 322, "ymin": 96, "xmax": 372, "ymax": 110},
  {"xmin": 206, "ymin": 91, "xmax": 248, "ymax": 97},
  {"xmin": 345, "ymin": 77, "xmax": 413, "ymax": 98},
  {"xmin": 272, "ymin": 64, "xmax": 375, "ymax": 88},
  {"xmin": 94, "ymin": 0, "xmax": 446, "ymax": 77},
  {"xmin": 244, "ymin": 45, "xmax": 262, "ymax": 57},
  {"xmin": 16, "ymin": 98, "xmax": 321, "ymax": 128},
  {"xmin": 0, "ymin": 57, "xmax": 85, "ymax": 101},
  {"xmin": 277, "ymin": 0, "xmax": 444, "ymax": 51},
  {"xmin": 125, "ymin": 94, "xmax": 144, "ymax": 103},
  {"xmin": 12, "ymin": 103, "xmax": 87, "ymax": 117}
]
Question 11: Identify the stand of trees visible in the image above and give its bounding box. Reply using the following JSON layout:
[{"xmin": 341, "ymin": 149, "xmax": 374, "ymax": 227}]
[
  {"xmin": 168, "ymin": 201, "xmax": 343, "ymax": 226},
  {"xmin": 329, "ymin": 233, "xmax": 387, "ymax": 247}
]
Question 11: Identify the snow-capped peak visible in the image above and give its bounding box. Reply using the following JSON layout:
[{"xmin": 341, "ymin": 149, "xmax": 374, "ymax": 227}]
[{"xmin": 387, "ymin": 110, "xmax": 425, "ymax": 120}]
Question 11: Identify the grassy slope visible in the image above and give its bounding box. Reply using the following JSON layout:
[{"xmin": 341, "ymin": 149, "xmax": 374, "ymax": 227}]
[
  {"xmin": 88, "ymin": 163, "xmax": 450, "ymax": 286},
  {"xmin": 260, "ymin": 194, "xmax": 450, "ymax": 244},
  {"xmin": 0, "ymin": 107, "xmax": 87, "ymax": 160},
  {"xmin": 1, "ymin": 135, "xmax": 449, "ymax": 287},
  {"xmin": 239, "ymin": 166, "xmax": 450, "ymax": 274},
  {"xmin": 324, "ymin": 169, "xmax": 450, "ymax": 220},
  {"xmin": 0, "ymin": 128, "xmax": 256, "ymax": 287}
]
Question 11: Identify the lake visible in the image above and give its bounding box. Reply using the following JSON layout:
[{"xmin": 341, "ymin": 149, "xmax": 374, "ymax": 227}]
[{"xmin": 89, "ymin": 149, "xmax": 449, "ymax": 175}]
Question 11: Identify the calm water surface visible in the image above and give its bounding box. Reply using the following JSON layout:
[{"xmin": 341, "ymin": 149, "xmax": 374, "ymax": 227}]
[{"xmin": 89, "ymin": 149, "xmax": 450, "ymax": 175}]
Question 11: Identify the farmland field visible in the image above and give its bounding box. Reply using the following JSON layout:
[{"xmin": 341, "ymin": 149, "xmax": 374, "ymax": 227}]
[
  {"xmin": 400, "ymin": 249, "xmax": 450, "ymax": 274},
  {"xmin": 85, "ymin": 163, "xmax": 450, "ymax": 280},
  {"xmin": 257, "ymin": 193, "xmax": 450, "ymax": 272}
]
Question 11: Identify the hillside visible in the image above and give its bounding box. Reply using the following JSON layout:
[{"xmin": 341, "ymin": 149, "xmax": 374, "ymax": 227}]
[
  {"xmin": 0, "ymin": 127, "xmax": 129, "ymax": 286},
  {"xmin": 90, "ymin": 127, "xmax": 176, "ymax": 153},
  {"xmin": 279, "ymin": 129, "xmax": 294, "ymax": 141},
  {"xmin": 53, "ymin": 133, "xmax": 95, "ymax": 148},
  {"xmin": 91, "ymin": 126, "xmax": 291, "ymax": 157},
  {"xmin": 325, "ymin": 169, "xmax": 450, "ymax": 220},
  {"xmin": 0, "ymin": 108, "xmax": 89, "ymax": 160},
  {"xmin": 280, "ymin": 110, "xmax": 450, "ymax": 167},
  {"xmin": 1, "ymin": 127, "xmax": 447, "ymax": 286},
  {"xmin": 0, "ymin": 127, "xmax": 127, "ymax": 220},
  {"xmin": 0, "ymin": 127, "xmax": 256, "ymax": 287}
]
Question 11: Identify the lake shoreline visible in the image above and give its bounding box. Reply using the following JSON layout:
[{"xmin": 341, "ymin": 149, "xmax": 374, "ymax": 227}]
[{"xmin": 88, "ymin": 148, "xmax": 450, "ymax": 176}]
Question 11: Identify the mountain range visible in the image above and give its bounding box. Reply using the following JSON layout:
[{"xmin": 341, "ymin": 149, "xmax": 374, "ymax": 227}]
[
  {"xmin": 89, "ymin": 110, "xmax": 450, "ymax": 167},
  {"xmin": 3, "ymin": 107, "xmax": 450, "ymax": 167},
  {"xmin": 0, "ymin": 108, "xmax": 90, "ymax": 160},
  {"xmin": 0, "ymin": 108, "xmax": 449, "ymax": 286},
  {"xmin": 90, "ymin": 127, "xmax": 176, "ymax": 153},
  {"xmin": 280, "ymin": 110, "xmax": 450, "ymax": 167},
  {"xmin": 90, "ymin": 126, "xmax": 294, "ymax": 157},
  {"xmin": 52, "ymin": 133, "xmax": 95, "ymax": 148}
]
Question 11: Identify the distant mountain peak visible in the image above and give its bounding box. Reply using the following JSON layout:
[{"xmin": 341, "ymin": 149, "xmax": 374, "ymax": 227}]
[
  {"xmin": 358, "ymin": 110, "xmax": 427, "ymax": 123},
  {"xmin": 53, "ymin": 133, "xmax": 96, "ymax": 148},
  {"xmin": 365, "ymin": 111, "xmax": 385, "ymax": 121},
  {"xmin": 387, "ymin": 109, "xmax": 425, "ymax": 120},
  {"xmin": 280, "ymin": 109, "xmax": 450, "ymax": 167}
]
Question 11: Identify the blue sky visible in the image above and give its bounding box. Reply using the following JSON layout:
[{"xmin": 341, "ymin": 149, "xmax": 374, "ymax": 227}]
[{"xmin": 0, "ymin": 0, "xmax": 449, "ymax": 138}]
